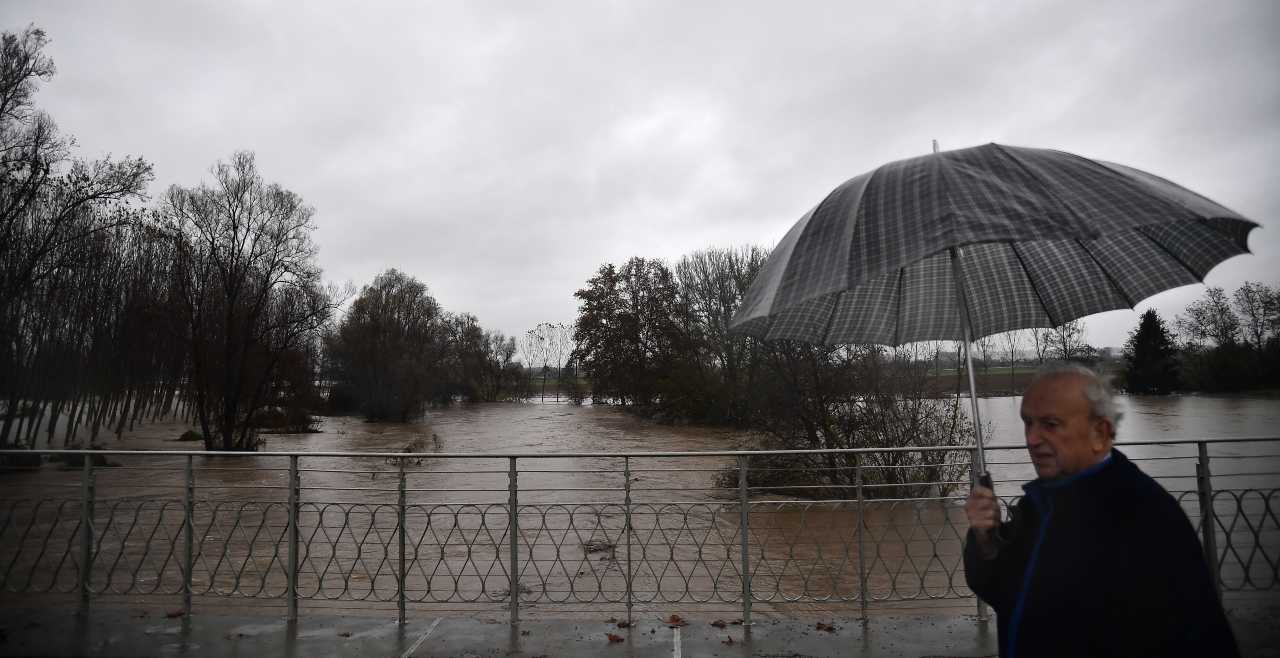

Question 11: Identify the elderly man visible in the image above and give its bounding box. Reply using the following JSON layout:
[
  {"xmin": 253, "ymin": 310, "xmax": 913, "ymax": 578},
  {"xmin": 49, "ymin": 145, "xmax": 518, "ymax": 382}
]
[{"xmin": 964, "ymin": 362, "xmax": 1238, "ymax": 657}]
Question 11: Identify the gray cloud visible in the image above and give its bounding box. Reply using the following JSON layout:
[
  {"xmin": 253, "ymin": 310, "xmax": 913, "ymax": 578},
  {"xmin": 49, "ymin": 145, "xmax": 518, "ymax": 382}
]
[{"xmin": 8, "ymin": 0, "xmax": 1278, "ymax": 347}]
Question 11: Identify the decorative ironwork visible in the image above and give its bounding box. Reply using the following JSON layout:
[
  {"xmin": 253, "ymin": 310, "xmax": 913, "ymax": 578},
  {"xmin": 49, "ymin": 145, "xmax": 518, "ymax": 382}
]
[{"xmin": 0, "ymin": 439, "xmax": 1275, "ymax": 620}]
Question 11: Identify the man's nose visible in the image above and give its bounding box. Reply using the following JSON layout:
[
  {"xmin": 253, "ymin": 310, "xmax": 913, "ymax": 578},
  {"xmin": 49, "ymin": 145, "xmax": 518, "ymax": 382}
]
[{"xmin": 1025, "ymin": 426, "xmax": 1043, "ymax": 447}]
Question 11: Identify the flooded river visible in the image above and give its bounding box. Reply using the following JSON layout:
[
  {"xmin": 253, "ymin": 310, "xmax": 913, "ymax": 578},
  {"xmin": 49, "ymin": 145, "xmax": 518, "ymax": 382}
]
[{"xmin": 1, "ymin": 394, "xmax": 1276, "ymax": 618}]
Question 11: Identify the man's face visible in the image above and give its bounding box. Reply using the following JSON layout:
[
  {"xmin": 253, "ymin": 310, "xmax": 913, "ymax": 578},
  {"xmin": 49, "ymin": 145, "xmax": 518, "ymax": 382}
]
[{"xmin": 1020, "ymin": 373, "xmax": 1114, "ymax": 480}]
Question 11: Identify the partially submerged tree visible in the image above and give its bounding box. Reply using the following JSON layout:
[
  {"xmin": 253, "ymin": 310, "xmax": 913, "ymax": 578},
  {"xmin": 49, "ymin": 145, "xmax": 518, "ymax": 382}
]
[
  {"xmin": 1122, "ymin": 309, "xmax": 1180, "ymax": 394},
  {"xmin": 571, "ymin": 257, "xmax": 690, "ymax": 409},
  {"xmin": 543, "ymin": 322, "xmax": 574, "ymax": 401},
  {"xmin": 162, "ymin": 152, "xmax": 334, "ymax": 449},
  {"xmin": 520, "ymin": 326, "xmax": 550, "ymax": 401},
  {"xmin": 327, "ymin": 269, "xmax": 445, "ymax": 421},
  {"xmin": 0, "ymin": 25, "xmax": 154, "ymax": 449}
]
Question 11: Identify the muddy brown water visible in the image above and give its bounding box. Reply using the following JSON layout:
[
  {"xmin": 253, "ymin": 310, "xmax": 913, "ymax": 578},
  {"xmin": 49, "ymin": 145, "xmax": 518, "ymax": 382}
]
[{"xmin": 1, "ymin": 396, "xmax": 1276, "ymax": 618}]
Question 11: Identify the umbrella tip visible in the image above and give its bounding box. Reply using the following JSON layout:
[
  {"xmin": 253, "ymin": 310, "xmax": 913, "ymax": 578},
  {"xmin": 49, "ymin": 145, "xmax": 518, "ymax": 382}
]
[{"xmin": 932, "ymin": 139, "xmax": 940, "ymax": 154}]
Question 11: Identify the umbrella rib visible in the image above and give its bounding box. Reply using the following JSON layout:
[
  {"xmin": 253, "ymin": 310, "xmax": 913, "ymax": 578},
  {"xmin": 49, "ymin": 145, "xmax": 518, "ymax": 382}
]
[
  {"xmin": 820, "ymin": 291, "xmax": 844, "ymax": 345},
  {"xmin": 893, "ymin": 268, "xmax": 904, "ymax": 347},
  {"xmin": 1008, "ymin": 242, "xmax": 1059, "ymax": 328},
  {"xmin": 1132, "ymin": 224, "xmax": 1205, "ymax": 284},
  {"xmin": 1072, "ymin": 238, "xmax": 1137, "ymax": 308}
]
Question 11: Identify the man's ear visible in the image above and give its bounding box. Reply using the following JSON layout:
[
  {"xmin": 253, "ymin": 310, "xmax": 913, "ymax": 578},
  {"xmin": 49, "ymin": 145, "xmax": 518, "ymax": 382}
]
[{"xmin": 1091, "ymin": 416, "xmax": 1115, "ymax": 451}]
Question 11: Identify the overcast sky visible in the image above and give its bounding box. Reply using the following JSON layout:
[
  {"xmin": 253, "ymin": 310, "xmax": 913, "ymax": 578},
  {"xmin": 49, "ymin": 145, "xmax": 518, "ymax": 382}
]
[{"xmin": 8, "ymin": 1, "xmax": 1279, "ymax": 349}]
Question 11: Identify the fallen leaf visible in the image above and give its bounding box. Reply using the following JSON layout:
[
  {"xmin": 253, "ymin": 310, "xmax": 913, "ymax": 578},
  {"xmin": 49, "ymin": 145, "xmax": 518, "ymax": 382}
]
[
  {"xmin": 606, "ymin": 633, "xmax": 625, "ymax": 643},
  {"xmin": 615, "ymin": 621, "xmax": 632, "ymax": 629},
  {"xmin": 722, "ymin": 635, "xmax": 735, "ymax": 645},
  {"xmin": 730, "ymin": 619, "xmax": 743, "ymax": 625},
  {"xmin": 521, "ymin": 629, "xmax": 531, "ymax": 636},
  {"xmin": 664, "ymin": 614, "xmax": 688, "ymax": 627},
  {"xmin": 164, "ymin": 610, "xmax": 185, "ymax": 619},
  {"xmin": 710, "ymin": 619, "xmax": 727, "ymax": 629},
  {"xmin": 816, "ymin": 622, "xmax": 836, "ymax": 633},
  {"xmin": 337, "ymin": 631, "xmax": 351, "ymax": 638}
]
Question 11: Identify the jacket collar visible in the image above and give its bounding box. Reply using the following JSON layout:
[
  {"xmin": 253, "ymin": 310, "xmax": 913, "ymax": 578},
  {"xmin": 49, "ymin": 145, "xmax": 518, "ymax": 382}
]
[{"xmin": 1024, "ymin": 448, "xmax": 1124, "ymax": 496}]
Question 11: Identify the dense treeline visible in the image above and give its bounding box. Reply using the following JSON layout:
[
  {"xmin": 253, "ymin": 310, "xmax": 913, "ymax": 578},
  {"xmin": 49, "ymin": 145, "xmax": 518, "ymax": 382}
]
[
  {"xmin": 1123, "ymin": 282, "xmax": 1280, "ymax": 393},
  {"xmin": 324, "ymin": 269, "xmax": 525, "ymax": 421},
  {"xmin": 569, "ymin": 246, "xmax": 1100, "ymax": 427},
  {"xmin": 0, "ymin": 23, "xmax": 336, "ymax": 451},
  {"xmin": 567, "ymin": 250, "xmax": 1276, "ymax": 492},
  {"xmin": 569, "ymin": 247, "xmax": 1279, "ymax": 424},
  {"xmin": 1, "ymin": 26, "xmax": 158, "ymax": 451},
  {"xmin": 569, "ymin": 247, "xmax": 977, "ymax": 496},
  {"xmin": 0, "ymin": 25, "xmax": 523, "ymax": 451}
]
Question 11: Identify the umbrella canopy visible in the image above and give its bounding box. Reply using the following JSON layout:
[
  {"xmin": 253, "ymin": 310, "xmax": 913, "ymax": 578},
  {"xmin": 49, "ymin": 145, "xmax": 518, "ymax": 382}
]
[
  {"xmin": 730, "ymin": 143, "xmax": 1257, "ymax": 346},
  {"xmin": 728, "ymin": 142, "xmax": 1258, "ymax": 479}
]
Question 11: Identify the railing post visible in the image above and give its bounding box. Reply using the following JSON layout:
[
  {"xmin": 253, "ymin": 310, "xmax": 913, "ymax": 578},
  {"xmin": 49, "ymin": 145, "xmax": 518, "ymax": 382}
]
[
  {"xmin": 398, "ymin": 457, "xmax": 407, "ymax": 626},
  {"xmin": 737, "ymin": 455, "xmax": 752, "ymax": 626},
  {"xmin": 287, "ymin": 455, "xmax": 299, "ymax": 622},
  {"xmin": 508, "ymin": 456, "xmax": 520, "ymax": 624},
  {"xmin": 855, "ymin": 456, "xmax": 868, "ymax": 621},
  {"xmin": 78, "ymin": 455, "xmax": 95, "ymax": 616},
  {"xmin": 971, "ymin": 448, "xmax": 989, "ymax": 622},
  {"xmin": 1195, "ymin": 442, "xmax": 1222, "ymax": 598},
  {"xmin": 623, "ymin": 456, "xmax": 633, "ymax": 627},
  {"xmin": 183, "ymin": 455, "xmax": 194, "ymax": 617}
]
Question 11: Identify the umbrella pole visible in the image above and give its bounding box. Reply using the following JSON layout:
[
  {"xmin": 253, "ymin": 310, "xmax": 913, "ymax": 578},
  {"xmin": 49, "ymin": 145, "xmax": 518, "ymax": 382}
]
[
  {"xmin": 952, "ymin": 246, "xmax": 994, "ymax": 625},
  {"xmin": 949, "ymin": 247, "xmax": 988, "ymax": 479},
  {"xmin": 961, "ymin": 319, "xmax": 988, "ymax": 477}
]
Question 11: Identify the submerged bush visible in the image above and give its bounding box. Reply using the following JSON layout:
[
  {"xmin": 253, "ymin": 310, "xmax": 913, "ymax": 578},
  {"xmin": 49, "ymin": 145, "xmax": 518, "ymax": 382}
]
[{"xmin": 716, "ymin": 345, "xmax": 978, "ymax": 500}]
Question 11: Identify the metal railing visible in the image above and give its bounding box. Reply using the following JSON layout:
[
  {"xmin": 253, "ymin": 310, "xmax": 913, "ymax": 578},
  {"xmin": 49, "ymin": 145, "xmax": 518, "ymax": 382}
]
[{"xmin": 0, "ymin": 437, "xmax": 1276, "ymax": 623}]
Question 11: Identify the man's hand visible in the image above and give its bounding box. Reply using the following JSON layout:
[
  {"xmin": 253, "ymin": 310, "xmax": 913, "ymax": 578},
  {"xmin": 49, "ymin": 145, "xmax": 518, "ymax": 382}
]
[{"xmin": 965, "ymin": 484, "xmax": 1002, "ymax": 559}]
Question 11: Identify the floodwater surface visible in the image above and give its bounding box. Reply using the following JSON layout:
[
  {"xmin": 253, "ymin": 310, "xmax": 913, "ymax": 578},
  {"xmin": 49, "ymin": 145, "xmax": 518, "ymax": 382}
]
[{"xmin": 1, "ymin": 395, "xmax": 1275, "ymax": 618}]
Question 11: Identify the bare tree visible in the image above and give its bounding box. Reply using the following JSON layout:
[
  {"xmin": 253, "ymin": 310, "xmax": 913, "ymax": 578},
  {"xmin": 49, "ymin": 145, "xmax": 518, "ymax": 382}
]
[
  {"xmin": 1042, "ymin": 320, "xmax": 1095, "ymax": 363},
  {"xmin": 520, "ymin": 327, "xmax": 550, "ymax": 402},
  {"xmin": 1031, "ymin": 327, "xmax": 1051, "ymax": 364},
  {"xmin": 0, "ymin": 25, "xmax": 154, "ymax": 450},
  {"xmin": 1231, "ymin": 281, "xmax": 1275, "ymax": 351},
  {"xmin": 672, "ymin": 246, "xmax": 769, "ymax": 421},
  {"xmin": 0, "ymin": 26, "xmax": 152, "ymax": 314},
  {"xmin": 1176, "ymin": 287, "xmax": 1240, "ymax": 348},
  {"xmin": 539, "ymin": 322, "xmax": 574, "ymax": 401},
  {"xmin": 975, "ymin": 334, "xmax": 995, "ymax": 374},
  {"xmin": 162, "ymin": 152, "xmax": 335, "ymax": 450},
  {"xmin": 1002, "ymin": 329, "xmax": 1026, "ymax": 392}
]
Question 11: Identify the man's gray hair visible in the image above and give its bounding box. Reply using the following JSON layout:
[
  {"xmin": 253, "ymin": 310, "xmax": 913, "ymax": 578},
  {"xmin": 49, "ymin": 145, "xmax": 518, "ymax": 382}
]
[{"xmin": 1030, "ymin": 361, "xmax": 1123, "ymax": 429}]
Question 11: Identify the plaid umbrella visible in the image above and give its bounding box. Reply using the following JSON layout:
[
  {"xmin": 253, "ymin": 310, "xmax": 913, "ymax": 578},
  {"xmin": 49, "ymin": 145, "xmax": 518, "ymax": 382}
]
[{"xmin": 728, "ymin": 143, "xmax": 1258, "ymax": 475}]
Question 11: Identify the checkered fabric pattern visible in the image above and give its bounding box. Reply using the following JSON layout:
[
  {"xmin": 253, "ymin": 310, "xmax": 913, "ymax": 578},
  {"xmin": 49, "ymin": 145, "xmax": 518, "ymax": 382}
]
[{"xmin": 730, "ymin": 143, "xmax": 1258, "ymax": 345}]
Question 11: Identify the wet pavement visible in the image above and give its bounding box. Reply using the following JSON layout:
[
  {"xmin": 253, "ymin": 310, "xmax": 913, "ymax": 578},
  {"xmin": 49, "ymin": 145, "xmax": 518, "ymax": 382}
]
[
  {"xmin": 0, "ymin": 608, "xmax": 999, "ymax": 657},
  {"xmin": 2, "ymin": 606, "xmax": 1276, "ymax": 658}
]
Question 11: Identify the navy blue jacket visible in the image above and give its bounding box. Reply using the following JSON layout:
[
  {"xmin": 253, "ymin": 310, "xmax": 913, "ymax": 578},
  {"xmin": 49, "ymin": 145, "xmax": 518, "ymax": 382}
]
[{"xmin": 964, "ymin": 449, "xmax": 1238, "ymax": 657}]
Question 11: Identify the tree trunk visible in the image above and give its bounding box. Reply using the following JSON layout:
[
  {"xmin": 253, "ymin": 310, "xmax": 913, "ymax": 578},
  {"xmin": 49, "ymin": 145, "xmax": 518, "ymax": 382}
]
[
  {"xmin": 11, "ymin": 399, "xmax": 30, "ymax": 449},
  {"xmin": 23, "ymin": 399, "xmax": 47, "ymax": 448},
  {"xmin": 0, "ymin": 392, "xmax": 21, "ymax": 449},
  {"xmin": 46, "ymin": 399, "xmax": 64, "ymax": 448},
  {"xmin": 89, "ymin": 396, "xmax": 109, "ymax": 445},
  {"xmin": 65, "ymin": 395, "xmax": 84, "ymax": 447},
  {"xmin": 114, "ymin": 387, "xmax": 134, "ymax": 439}
]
